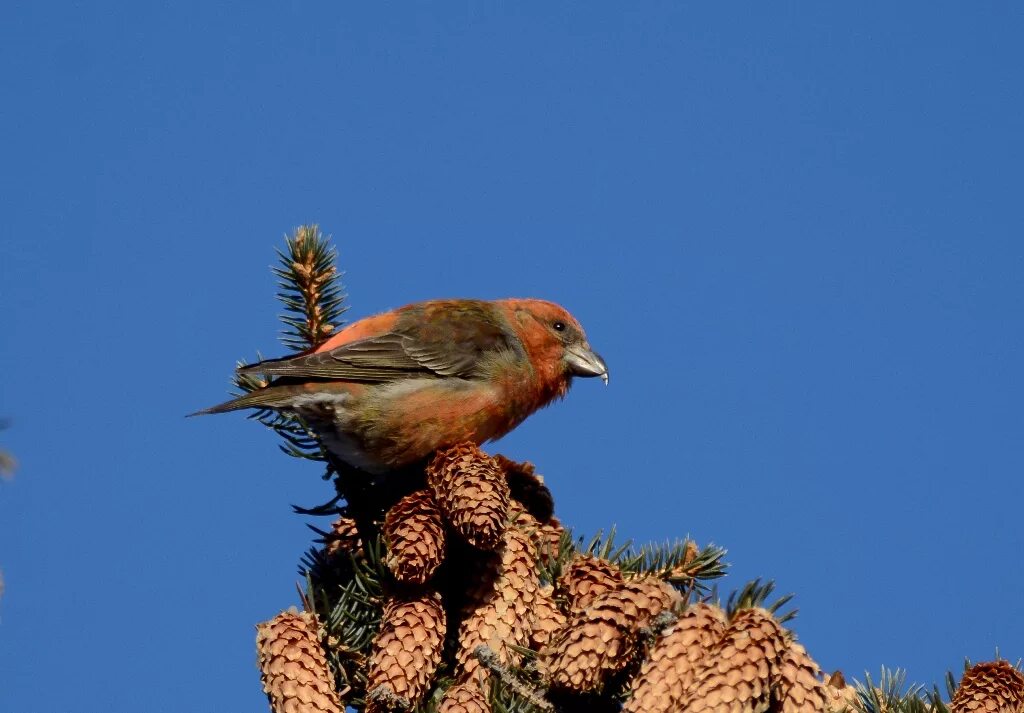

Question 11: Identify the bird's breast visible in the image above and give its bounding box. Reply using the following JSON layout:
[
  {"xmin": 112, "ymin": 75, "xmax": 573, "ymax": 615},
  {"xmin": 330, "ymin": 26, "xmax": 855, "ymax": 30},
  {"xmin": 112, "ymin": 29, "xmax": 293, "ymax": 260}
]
[{"xmin": 293, "ymin": 369, "xmax": 567, "ymax": 472}]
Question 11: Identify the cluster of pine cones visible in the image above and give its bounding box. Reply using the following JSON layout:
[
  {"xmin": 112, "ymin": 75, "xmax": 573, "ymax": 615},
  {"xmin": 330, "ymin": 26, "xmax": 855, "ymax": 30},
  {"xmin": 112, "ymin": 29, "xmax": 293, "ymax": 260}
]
[{"xmin": 253, "ymin": 443, "xmax": 1023, "ymax": 713}]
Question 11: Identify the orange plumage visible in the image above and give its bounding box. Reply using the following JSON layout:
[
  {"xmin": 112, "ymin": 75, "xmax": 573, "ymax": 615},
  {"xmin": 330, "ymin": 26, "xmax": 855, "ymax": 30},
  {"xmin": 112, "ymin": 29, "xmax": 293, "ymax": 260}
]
[{"xmin": 197, "ymin": 298, "xmax": 607, "ymax": 472}]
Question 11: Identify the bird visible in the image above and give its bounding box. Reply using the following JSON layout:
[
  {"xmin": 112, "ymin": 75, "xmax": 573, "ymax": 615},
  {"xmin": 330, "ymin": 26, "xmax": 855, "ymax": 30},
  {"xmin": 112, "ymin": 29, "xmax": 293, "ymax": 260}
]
[{"xmin": 194, "ymin": 298, "xmax": 608, "ymax": 473}]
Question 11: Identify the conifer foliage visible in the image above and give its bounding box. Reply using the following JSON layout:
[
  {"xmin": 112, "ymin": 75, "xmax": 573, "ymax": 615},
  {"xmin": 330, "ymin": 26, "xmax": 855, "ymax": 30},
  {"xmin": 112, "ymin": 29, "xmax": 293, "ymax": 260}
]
[{"xmin": 228, "ymin": 228, "xmax": 1022, "ymax": 713}]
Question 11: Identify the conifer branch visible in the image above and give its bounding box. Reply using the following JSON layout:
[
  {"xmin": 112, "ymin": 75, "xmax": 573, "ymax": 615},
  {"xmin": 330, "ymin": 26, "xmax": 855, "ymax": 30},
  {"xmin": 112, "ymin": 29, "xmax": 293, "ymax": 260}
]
[
  {"xmin": 567, "ymin": 529, "xmax": 729, "ymax": 599},
  {"xmin": 223, "ymin": 227, "xmax": 347, "ymax": 466},
  {"xmin": 619, "ymin": 540, "xmax": 727, "ymax": 598},
  {"xmin": 725, "ymin": 578, "xmax": 797, "ymax": 624},
  {"xmin": 274, "ymin": 224, "xmax": 348, "ymax": 352},
  {"xmin": 853, "ymin": 669, "xmax": 940, "ymax": 713},
  {"xmin": 475, "ymin": 646, "xmax": 554, "ymax": 713}
]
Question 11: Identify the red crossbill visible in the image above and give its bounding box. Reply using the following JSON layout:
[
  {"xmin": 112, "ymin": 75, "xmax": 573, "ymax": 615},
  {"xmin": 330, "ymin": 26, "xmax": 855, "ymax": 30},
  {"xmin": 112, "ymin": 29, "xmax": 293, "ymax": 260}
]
[{"xmin": 196, "ymin": 298, "xmax": 608, "ymax": 472}]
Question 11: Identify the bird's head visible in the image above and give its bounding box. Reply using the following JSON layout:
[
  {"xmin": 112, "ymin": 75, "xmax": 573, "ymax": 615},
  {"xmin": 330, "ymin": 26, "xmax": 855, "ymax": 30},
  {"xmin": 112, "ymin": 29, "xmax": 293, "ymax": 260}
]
[{"xmin": 500, "ymin": 298, "xmax": 609, "ymax": 386}]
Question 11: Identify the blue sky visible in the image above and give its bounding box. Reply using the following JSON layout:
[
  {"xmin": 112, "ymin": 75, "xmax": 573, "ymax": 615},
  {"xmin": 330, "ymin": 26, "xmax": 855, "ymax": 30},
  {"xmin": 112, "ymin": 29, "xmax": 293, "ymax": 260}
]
[{"xmin": 2, "ymin": 3, "xmax": 1022, "ymax": 710}]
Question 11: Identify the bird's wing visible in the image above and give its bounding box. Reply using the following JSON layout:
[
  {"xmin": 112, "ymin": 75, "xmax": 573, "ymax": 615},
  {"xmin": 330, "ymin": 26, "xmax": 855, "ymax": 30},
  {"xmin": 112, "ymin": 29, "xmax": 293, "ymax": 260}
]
[{"xmin": 239, "ymin": 304, "xmax": 521, "ymax": 382}]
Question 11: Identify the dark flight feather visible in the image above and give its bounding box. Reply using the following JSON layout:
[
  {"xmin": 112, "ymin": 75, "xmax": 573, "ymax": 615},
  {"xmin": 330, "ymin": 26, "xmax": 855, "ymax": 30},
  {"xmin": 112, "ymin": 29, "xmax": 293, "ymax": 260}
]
[{"xmin": 188, "ymin": 384, "xmax": 313, "ymax": 416}]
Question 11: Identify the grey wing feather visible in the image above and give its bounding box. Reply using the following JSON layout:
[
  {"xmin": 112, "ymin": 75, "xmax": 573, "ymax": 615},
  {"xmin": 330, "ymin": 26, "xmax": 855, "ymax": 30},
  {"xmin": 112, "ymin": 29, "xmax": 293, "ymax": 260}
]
[
  {"xmin": 238, "ymin": 305, "xmax": 523, "ymax": 382},
  {"xmin": 402, "ymin": 335, "xmax": 479, "ymax": 376}
]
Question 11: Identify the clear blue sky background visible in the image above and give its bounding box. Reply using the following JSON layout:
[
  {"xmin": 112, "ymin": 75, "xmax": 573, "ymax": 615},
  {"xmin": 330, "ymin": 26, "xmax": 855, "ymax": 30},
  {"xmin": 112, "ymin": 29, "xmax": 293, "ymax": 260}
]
[{"xmin": 2, "ymin": 3, "xmax": 1022, "ymax": 711}]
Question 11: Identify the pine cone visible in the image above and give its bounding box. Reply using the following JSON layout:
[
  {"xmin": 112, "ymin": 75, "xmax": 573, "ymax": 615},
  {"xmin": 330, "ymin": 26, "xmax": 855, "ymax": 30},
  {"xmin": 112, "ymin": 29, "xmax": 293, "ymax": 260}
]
[
  {"xmin": 494, "ymin": 454, "xmax": 555, "ymax": 522},
  {"xmin": 511, "ymin": 511, "xmax": 563, "ymax": 567},
  {"xmin": 508, "ymin": 507, "xmax": 554, "ymax": 560},
  {"xmin": 439, "ymin": 681, "xmax": 491, "ymax": 713},
  {"xmin": 428, "ymin": 443, "xmax": 510, "ymax": 550},
  {"xmin": 383, "ymin": 490, "xmax": 446, "ymax": 584},
  {"xmin": 366, "ymin": 590, "xmax": 447, "ymax": 712},
  {"xmin": 456, "ymin": 525, "xmax": 540, "ymax": 677},
  {"xmin": 256, "ymin": 609, "xmax": 344, "ymax": 713},
  {"xmin": 536, "ymin": 518, "xmax": 565, "ymax": 566},
  {"xmin": 679, "ymin": 607, "xmax": 788, "ymax": 713},
  {"xmin": 530, "ymin": 583, "xmax": 569, "ymax": 650},
  {"xmin": 542, "ymin": 577, "xmax": 682, "ymax": 693},
  {"xmin": 623, "ymin": 603, "xmax": 728, "ymax": 713},
  {"xmin": 775, "ymin": 641, "xmax": 830, "ymax": 713},
  {"xmin": 951, "ymin": 661, "xmax": 1024, "ymax": 713},
  {"xmin": 558, "ymin": 554, "xmax": 624, "ymax": 612},
  {"xmin": 823, "ymin": 671, "xmax": 859, "ymax": 713},
  {"xmin": 324, "ymin": 516, "xmax": 362, "ymax": 558}
]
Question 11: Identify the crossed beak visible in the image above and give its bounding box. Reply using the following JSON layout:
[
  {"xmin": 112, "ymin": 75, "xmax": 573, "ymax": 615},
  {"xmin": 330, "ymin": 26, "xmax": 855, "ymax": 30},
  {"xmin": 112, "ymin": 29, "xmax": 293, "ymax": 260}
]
[{"xmin": 565, "ymin": 344, "xmax": 609, "ymax": 385}]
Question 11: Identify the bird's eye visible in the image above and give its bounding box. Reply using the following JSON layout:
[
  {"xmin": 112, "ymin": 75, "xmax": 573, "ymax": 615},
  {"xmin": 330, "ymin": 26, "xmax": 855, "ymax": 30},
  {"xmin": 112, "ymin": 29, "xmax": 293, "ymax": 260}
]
[{"xmin": 553, "ymin": 321, "xmax": 566, "ymax": 332}]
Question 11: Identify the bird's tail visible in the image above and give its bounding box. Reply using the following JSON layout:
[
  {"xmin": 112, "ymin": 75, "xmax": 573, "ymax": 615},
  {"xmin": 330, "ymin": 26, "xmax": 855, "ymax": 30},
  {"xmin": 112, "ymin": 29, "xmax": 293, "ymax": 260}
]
[{"xmin": 188, "ymin": 384, "xmax": 308, "ymax": 417}]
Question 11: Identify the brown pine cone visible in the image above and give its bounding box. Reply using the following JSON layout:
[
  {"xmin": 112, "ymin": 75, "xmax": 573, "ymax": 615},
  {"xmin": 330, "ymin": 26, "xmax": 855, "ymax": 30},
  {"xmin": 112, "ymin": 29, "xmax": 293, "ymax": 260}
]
[
  {"xmin": 951, "ymin": 660, "xmax": 1024, "ymax": 713},
  {"xmin": 542, "ymin": 577, "xmax": 682, "ymax": 693},
  {"xmin": 510, "ymin": 510, "xmax": 563, "ymax": 567},
  {"xmin": 439, "ymin": 681, "xmax": 491, "ymax": 713},
  {"xmin": 366, "ymin": 590, "xmax": 447, "ymax": 713},
  {"xmin": 508, "ymin": 507, "xmax": 554, "ymax": 558},
  {"xmin": 383, "ymin": 490, "xmax": 446, "ymax": 584},
  {"xmin": 775, "ymin": 641, "xmax": 830, "ymax": 713},
  {"xmin": 558, "ymin": 554, "xmax": 624, "ymax": 612},
  {"xmin": 679, "ymin": 607, "xmax": 788, "ymax": 713},
  {"xmin": 507, "ymin": 508, "xmax": 567, "ymax": 652},
  {"xmin": 256, "ymin": 609, "xmax": 344, "ymax": 713},
  {"xmin": 536, "ymin": 518, "xmax": 565, "ymax": 566},
  {"xmin": 494, "ymin": 454, "xmax": 555, "ymax": 522},
  {"xmin": 530, "ymin": 583, "xmax": 569, "ymax": 650},
  {"xmin": 623, "ymin": 603, "xmax": 727, "ymax": 713},
  {"xmin": 456, "ymin": 525, "xmax": 540, "ymax": 677},
  {"xmin": 428, "ymin": 443, "xmax": 510, "ymax": 550},
  {"xmin": 324, "ymin": 516, "xmax": 362, "ymax": 558}
]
